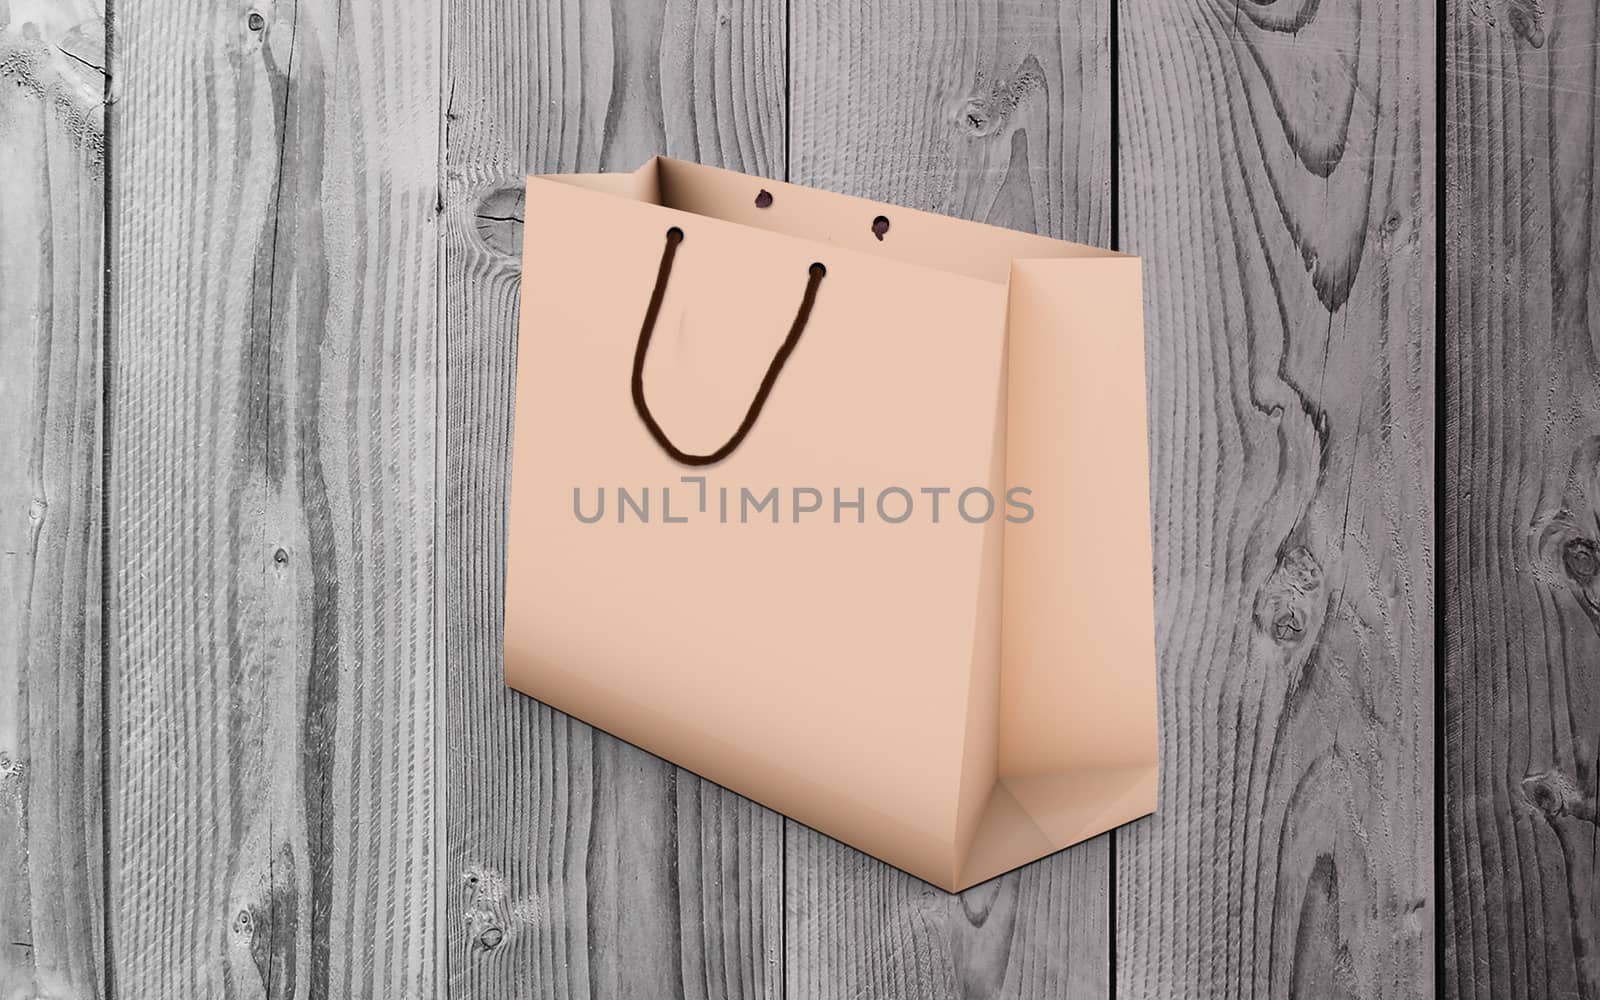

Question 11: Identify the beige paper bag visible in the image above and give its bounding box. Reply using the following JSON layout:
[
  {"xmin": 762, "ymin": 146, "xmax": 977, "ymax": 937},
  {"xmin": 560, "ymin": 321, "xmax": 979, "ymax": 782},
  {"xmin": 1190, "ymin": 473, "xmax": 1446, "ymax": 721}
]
[{"xmin": 505, "ymin": 157, "xmax": 1157, "ymax": 891}]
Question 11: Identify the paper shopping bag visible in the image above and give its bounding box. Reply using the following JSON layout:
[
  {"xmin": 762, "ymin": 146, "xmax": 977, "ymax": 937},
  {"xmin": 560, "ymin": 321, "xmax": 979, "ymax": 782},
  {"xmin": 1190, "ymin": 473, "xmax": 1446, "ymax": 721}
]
[{"xmin": 504, "ymin": 157, "xmax": 1158, "ymax": 891}]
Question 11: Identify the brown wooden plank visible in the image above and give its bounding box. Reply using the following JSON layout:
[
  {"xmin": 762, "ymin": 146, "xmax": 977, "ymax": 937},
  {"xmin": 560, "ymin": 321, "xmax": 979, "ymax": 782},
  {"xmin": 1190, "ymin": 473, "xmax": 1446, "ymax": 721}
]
[
  {"xmin": 1444, "ymin": 2, "xmax": 1600, "ymax": 996},
  {"xmin": 441, "ymin": 1, "xmax": 786, "ymax": 996},
  {"xmin": 1115, "ymin": 0, "xmax": 1435, "ymax": 996},
  {"xmin": 107, "ymin": 0, "xmax": 442, "ymax": 994},
  {"xmin": 785, "ymin": 1, "xmax": 1113, "ymax": 996},
  {"xmin": 0, "ymin": 1, "xmax": 107, "ymax": 996}
]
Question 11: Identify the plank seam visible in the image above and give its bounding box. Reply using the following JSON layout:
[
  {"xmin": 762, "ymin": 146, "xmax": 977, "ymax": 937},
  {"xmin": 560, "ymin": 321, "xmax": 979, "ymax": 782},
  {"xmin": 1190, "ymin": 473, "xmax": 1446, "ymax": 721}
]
[
  {"xmin": 1109, "ymin": 0, "xmax": 1120, "ymax": 256},
  {"xmin": 783, "ymin": 0, "xmax": 790, "ymax": 184},
  {"xmin": 780, "ymin": 820, "xmax": 787, "ymax": 1000},
  {"xmin": 100, "ymin": 0, "xmax": 117, "ymax": 994},
  {"xmin": 1108, "ymin": 831, "xmax": 1118, "ymax": 1000},
  {"xmin": 1434, "ymin": 0, "xmax": 1446, "ymax": 991}
]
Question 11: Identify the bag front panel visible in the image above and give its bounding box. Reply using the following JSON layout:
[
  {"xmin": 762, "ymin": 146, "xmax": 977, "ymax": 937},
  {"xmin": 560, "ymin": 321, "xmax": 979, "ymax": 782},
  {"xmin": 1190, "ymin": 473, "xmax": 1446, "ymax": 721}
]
[{"xmin": 505, "ymin": 177, "xmax": 1011, "ymax": 852}]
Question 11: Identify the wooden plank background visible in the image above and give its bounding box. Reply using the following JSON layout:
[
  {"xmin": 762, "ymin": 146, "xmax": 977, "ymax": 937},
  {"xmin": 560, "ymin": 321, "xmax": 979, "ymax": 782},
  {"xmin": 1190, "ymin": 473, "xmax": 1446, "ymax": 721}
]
[
  {"xmin": 106, "ymin": 0, "xmax": 440, "ymax": 997},
  {"xmin": 1445, "ymin": 0, "xmax": 1600, "ymax": 997},
  {"xmin": 1117, "ymin": 0, "xmax": 1436, "ymax": 997},
  {"xmin": 0, "ymin": 0, "xmax": 1511, "ymax": 994},
  {"xmin": 0, "ymin": 0, "xmax": 107, "ymax": 996}
]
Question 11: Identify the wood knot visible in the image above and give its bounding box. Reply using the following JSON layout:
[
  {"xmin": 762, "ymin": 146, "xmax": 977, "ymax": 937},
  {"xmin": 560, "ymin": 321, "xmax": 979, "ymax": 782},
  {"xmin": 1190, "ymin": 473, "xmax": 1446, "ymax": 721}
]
[
  {"xmin": 1562, "ymin": 538, "xmax": 1598, "ymax": 583},
  {"xmin": 1272, "ymin": 610, "xmax": 1305, "ymax": 642},
  {"xmin": 957, "ymin": 56, "xmax": 1045, "ymax": 138},
  {"xmin": 1277, "ymin": 545, "xmax": 1323, "ymax": 591},
  {"xmin": 225, "ymin": 841, "xmax": 299, "ymax": 992},
  {"xmin": 1521, "ymin": 769, "xmax": 1596, "ymax": 823},
  {"xmin": 273, "ymin": 547, "xmax": 289, "ymax": 565},
  {"xmin": 1256, "ymin": 545, "xmax": 1324, "ymax": 646},
  {"xmin": 473, "ymin": 184, "xmax": 525, "ymax": 260},
  {"xmin": 247, "ymin": 10, "xmax": 265, "ymax": 30},
  {"xmin": 475, "ymin": 925, "xmax": 505, "ymax": 950},
  {"xmin": 463, "ymin": 902, "xmax": 513, "ymax": 952},
  {"xmin": 27, "ymin": 498, "xmax": 47, "ymax": 523},
  {"xmin": 1507, "ymin": 0, "xmax": 1546, "ymax": 47},
  {"xmin": 461, "ymin": 864, "xmax": 507, "ymax": 902},
  {"xmin": 1532, "ymin": 492, "xmax": 1600, "ymax": 617},
  {"xmin": 1402, "ymin": 898, "xmax": 1429, "ymax": 937},
  {"xmin": 1377, "ymin": 211, "xmax": 1407, "ymax": 247}
]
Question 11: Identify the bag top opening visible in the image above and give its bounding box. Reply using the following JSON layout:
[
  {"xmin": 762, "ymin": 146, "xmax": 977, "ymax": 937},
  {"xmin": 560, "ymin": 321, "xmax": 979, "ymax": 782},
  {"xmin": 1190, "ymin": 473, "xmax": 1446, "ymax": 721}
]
[{"xmin": 537, "ymin": 156, "xmax": 1124, "ymax": 285}]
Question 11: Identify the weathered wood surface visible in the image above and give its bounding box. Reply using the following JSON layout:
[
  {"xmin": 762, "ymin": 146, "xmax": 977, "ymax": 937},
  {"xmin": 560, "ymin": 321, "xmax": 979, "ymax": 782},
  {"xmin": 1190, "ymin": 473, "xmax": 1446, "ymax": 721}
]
[
  {"xmin": 442, "ymin": 1, "xmax": 786, "ymax": 997},
  {"xmin": 784, "ymin": 1, "xmax": 1114, "ymax": 997},
  {"xmin": 0, "ymin": 1, "xmax": 106, "ymax": 997},
  {"xmin": 10, "ymin": 0, "xmax": 1582, "ymax": 994},
  {"xmin": 786, "ymin": 836, "xmax": 1109, "ymax": 1000},
  {"xmin": 1117, "ymin": 0, "xmax": 1436, "ymax": 996},
  {"xmin": 108, "ymin": 0, "xmax": 441, "ymax": 995},
  {"xmin": 790, "ymin": 0, "xmax": 1112, "ymax": 249},
  {"xmin": 1444, "ymin": 1, "xmax": 1600, "ymax": 997}
]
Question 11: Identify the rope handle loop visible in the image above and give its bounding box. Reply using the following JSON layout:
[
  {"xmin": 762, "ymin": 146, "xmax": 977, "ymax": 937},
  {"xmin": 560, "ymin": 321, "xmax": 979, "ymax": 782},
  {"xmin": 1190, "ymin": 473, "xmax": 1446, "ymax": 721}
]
[{"xmin": 631, "ymin": 225, "xmax": 827, "ymax": 467}]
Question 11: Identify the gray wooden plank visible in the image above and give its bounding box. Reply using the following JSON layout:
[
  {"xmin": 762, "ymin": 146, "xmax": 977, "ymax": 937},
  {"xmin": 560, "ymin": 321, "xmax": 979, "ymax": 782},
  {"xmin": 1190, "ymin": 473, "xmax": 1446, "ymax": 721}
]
[
  {"xmin": 786, "ymin": 835, "xmax": 1109, "ymax": 1000},
  {"xmin": 0, "ymin": 1, "xmax": 107, "ymax": 996},
  {"xmin": 1115, "ymin": 0, "xmax": 1435, "ymax": 996},
  {"xmin": 790, "ymin": 0, "xmax": 1111, "ymax": 243},
  {"xmin": 441, "ymin": 1, "xmax": 786, "ymax": 996},
  {"xmin": 107, "ymin": 0, "xmax": 442, "ymax": 994},
  {"xmin": 1444, "ymin": 2, "xmax": 1600, "ymax": 997},
  {"xmin": 785, "ymin": 1, "xmax": 1113, "ymax": 997}
]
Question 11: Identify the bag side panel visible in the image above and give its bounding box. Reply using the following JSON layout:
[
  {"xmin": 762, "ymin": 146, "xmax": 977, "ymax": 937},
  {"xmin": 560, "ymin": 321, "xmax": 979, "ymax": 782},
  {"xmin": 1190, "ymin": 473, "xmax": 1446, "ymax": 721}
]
[{"xmin": 998, "ymin": 257, "xmax": 1160, "ymax": 777}]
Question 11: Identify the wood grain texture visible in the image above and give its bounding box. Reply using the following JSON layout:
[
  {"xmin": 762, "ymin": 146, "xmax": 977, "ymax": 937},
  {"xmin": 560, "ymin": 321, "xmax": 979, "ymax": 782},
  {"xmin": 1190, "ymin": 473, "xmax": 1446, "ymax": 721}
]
[
  {"xmin": 786, "ymin": 834, "xmax": 1109, "ymax": 1000},
  {"xmin": 1116, "ymin": 0, "xmax": 1435, "ymax": 996},
  {"xmin": 1444, "ymin": 1, "xmax": 1600, "ymax": 996},
  {"xmin": 442, "ymin": 1, "xmax": 785, "ymax": 996},
  {"xmin": 0, "ymin": 1, "xmax": 106, "ymax": 996},
  {"xmin": 790, "ymin": 0, "xmax": 1111, "ymax": 247},
  {"xmin": 786, "ymin": 2, "xmax": 1112, "ymax": 997},
  {"xmin": 108, "ymin": 0, "xmax": 441, "ymax": 995}
]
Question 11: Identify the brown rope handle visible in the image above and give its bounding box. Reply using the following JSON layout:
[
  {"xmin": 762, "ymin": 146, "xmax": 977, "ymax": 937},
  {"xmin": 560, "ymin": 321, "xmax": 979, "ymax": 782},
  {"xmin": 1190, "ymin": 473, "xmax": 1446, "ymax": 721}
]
[{"xmin": 631, "ymin": 225, "xmax": 827, "ymax": 466}]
